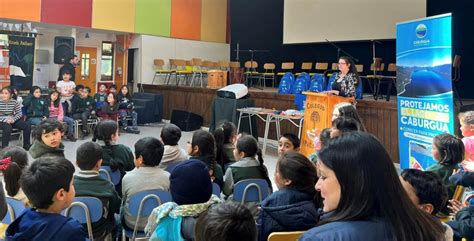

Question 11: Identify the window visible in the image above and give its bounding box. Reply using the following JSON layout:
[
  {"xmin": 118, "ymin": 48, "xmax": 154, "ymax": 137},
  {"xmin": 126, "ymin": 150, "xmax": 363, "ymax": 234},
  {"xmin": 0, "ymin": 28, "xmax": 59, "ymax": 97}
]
[
  {"xmin": 101, "ymin": 42, "xmax": 114, "ymax": 80},
  {"xmin": 80, "ymin": 53, "xmax": 90, "ymax": 79}
]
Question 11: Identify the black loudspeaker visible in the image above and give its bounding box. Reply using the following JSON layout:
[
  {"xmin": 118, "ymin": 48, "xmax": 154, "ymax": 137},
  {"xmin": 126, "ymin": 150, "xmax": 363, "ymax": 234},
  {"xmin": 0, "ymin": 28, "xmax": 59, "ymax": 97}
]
[
  {"xmin": 170, "ymin": 110, "xmax": 203, "ymax": 131},
  {"xmin": 54, "ymin": 37, "xmax": 75, "ymax": 64}
]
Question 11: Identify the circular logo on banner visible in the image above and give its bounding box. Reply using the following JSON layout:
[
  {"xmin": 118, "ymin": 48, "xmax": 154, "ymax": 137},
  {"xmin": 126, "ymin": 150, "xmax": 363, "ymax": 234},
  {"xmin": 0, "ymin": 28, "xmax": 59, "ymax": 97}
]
[{"xmin": 415, "ymin": 24, "xmax": 427, "ymax": 38}]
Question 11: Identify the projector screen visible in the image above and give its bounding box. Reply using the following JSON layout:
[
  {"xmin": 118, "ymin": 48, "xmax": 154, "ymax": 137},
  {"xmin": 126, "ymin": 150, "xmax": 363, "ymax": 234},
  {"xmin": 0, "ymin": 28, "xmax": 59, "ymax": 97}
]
[{"xmin": 283, "ymin": 0, "xmax": 426, "ymax": 44}]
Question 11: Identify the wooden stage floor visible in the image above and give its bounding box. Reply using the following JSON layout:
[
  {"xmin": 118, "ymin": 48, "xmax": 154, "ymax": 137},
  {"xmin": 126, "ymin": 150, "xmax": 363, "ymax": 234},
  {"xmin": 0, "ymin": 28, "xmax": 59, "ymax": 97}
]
[{"xmin": 142, "ymin": 84, "xmax": 469, "ymax": 163}]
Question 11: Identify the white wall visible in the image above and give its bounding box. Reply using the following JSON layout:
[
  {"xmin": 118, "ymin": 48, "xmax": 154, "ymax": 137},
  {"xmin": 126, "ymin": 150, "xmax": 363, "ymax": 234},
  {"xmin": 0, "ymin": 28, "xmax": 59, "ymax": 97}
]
[
  {"xmin": 135, "ymin": 35, "xmax": 230, "ymax": 87},
  {"xmin": 34, "ymin": 30, "xmax": 116, "ymax": 87}
]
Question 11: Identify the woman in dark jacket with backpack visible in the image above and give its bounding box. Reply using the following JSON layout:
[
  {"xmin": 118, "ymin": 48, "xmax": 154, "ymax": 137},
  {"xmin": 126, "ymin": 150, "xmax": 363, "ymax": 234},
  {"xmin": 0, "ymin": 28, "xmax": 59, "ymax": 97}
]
[{"xmin": 258, "ymin": 152, "xmax": 320, "ymax": 241}]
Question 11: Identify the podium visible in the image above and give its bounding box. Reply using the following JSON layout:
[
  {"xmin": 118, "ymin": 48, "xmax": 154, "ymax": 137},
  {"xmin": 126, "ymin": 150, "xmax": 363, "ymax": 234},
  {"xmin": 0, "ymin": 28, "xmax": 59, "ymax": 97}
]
[{"xmin": 300, "ymin": 92, "xmax": 355, "ymax": 157}]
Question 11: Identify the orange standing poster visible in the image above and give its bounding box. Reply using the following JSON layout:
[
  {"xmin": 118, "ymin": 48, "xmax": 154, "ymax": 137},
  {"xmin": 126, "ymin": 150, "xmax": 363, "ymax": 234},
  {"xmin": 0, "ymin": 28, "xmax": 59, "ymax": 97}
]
[{"xmin": 300, "ymin": 92, "xmax": 354, "ymax": 157}]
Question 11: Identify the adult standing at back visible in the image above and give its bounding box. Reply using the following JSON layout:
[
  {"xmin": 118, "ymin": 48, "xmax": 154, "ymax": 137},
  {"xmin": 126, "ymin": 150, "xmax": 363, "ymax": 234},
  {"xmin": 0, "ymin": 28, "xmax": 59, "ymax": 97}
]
[
  {"xmin": 326, "ymin": 56, "xmax": 360, "ymax": 97},
  {"xmin": 58, "ymin": 55, "xmax": 78, "ymax": 82}
]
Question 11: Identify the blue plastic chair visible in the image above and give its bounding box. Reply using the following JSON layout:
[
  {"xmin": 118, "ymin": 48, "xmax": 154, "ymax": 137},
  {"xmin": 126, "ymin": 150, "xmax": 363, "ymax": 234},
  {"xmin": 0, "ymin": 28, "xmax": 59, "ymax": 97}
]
[
  {"xmin": 122, "ymin": 190, "xmax": 172, "ymax": 241},
  {"xmin": 100, "ymin": 166, "xmax": 121, "ymax": 185},
  {"xmin": 212, "ymin": 182, "xmax": 221, "ymax": 197},
  {"xmin": 64, "ymin": 197, "xmax": 103, "ymax": 241},
  {"xmin": 2, "ymin": 198, "xmax": 26, "ymax": 225},
  {"xmin": 233, "ymin": 179, "xmax": 270, "ymax": 204}
]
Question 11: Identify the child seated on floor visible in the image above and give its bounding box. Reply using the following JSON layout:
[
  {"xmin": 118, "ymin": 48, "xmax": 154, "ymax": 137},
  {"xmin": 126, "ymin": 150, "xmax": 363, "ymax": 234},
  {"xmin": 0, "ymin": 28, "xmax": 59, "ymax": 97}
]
[
  {"xmin": 122, "ymin": 137, "xmax": 170, "ymax": 231},
  {"xmin": 23, "ymin": 86, "xmax": 49, "ymax": 126},
  {"xmin": 223, "ymin": 134, "xmax": 272, "ymax": 198},
  {"xmin": 29, "ymin": 118, "xmax": 65, "ymax": 159},
  {"xmin": 71, "ymin": 87, "xmax": 95, "ymax": 137},
  {"xmin": 5, "ymin": 156, "xmax": 87, "ymax": 240},
  {"xmin": 0, "ymin": 146, "xmax": 29, "ymax": 206},
  {"xmin": 74, "ymin": 142, "xmax": 121, "ymax": 239},
  {"xmin": 214, "ymin": 121, "xmax": 237, "ymax": 168},
  {"xmin": 195, "ymin": 201, "xmax": 257, "ymax": 241},
  {"xmin": 145, "ymin": 160, "xmax": 220, "ymax": 241},
  {"xmin": 278, "ymin": 133, "xmax": 300, "ymax": 157},
  {"xmin": 158, "ymin": 123, "xmax": 188, "ymax": 170},
  {"xmin": 400, "ymin": 169, "xmax": 453, "ymax": 241}
]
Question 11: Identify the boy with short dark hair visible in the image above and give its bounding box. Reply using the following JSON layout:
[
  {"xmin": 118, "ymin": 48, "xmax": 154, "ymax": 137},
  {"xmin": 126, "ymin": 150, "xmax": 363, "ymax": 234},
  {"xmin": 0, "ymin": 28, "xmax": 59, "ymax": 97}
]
[
  {"xmin": 74, "ymin": 142, "xmax": 121, "ymax": 239},
  {"xmin": 29, "ymin": 118, "xmax": 65, "ymax": 159},
  {"xmin": 122, "ymin": 137, "xmax": 169, "ymax": 231},
  {"xmin": 195, "ymin": 201, "xmax": 257, "ymax": 241},
  {"xmin": 94, "ymin": 84, "xmax": 108, "ymax": 110},
  {"xmin": 5, "ymin": 156, "xmax": 87, "ymax": 241},
  {"xmin": 400, "ymin": 169, "xmax": 453, "ymax": 241},
  {"xmin": 278, "ymin": 133, "xmax": 300, "ymax": 157},
  {"xmin": 71, "ymin": 86, "xmax": 95, "ymax": 137},
  {"xmin": 158, "ymin": 123, "xmax": 188, "ymax": 170}
]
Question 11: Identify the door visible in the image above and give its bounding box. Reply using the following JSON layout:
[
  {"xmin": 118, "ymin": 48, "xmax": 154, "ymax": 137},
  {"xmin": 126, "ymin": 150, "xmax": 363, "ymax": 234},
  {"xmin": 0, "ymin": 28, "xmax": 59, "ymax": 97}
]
[{"xmin": 75, "ymin": 47, "xmax": 97, "ymax": 94}]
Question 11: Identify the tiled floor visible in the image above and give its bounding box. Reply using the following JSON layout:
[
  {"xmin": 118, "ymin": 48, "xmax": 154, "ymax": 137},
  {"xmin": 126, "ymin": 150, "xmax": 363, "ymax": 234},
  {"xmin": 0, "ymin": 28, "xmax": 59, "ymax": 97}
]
[{"xmin": 18, "ymin": 122, "xmax": 281, "ymax": 190}]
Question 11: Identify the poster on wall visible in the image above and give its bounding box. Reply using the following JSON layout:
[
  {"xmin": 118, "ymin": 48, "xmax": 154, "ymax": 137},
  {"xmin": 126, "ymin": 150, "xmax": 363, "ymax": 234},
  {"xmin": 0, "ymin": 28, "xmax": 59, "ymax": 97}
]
[
  {"xmin": 0, "ymin": 34, "xmax": 9, "ymax": 88},
  {"xmin": 8, "ymin": 35, "xmax": 35, "ymax": 90},
  {"xmin": 396, "ymin": 13, "xmax": 454, "ymax": 169}
]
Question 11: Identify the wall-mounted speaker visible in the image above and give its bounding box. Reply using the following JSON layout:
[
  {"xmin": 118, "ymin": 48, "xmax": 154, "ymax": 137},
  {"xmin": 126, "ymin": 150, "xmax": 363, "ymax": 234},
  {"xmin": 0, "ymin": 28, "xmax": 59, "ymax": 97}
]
[{"xmin": 54, "ymin": 36, "xmax": 75, "ymax": 64}]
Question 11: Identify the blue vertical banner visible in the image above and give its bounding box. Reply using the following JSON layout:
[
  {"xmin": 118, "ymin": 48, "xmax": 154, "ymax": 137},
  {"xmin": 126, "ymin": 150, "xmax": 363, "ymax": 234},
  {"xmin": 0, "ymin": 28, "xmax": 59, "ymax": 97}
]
[{"xmin": 396, "ymin": 13, "xmax": 453, "ymax": 170}]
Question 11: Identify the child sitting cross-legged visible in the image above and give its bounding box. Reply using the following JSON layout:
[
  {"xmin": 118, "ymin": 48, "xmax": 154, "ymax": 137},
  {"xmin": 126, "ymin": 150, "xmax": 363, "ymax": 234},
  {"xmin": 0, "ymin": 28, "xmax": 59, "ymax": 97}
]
[
  {"xmin": 122, "ymin": 137, "xmax": 170, "ymax": 231},
  {"xmin": 5, "ymin": 156, "xmax": 87, "ymax": 241},
  {"xmin": 74, "ymin": 142, "xmax": 121, "ymax": 240},
  {"xmin": 29, "ymin": 118, "xmax": 65, "ymax": 159}
]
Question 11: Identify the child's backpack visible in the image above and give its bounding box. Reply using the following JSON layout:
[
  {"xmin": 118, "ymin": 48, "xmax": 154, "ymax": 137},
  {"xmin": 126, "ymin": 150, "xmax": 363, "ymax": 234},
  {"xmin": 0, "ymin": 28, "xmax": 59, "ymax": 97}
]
[
  {"xmin": 309, "ymin": 74, "xmax": 324, "ymax": 92},
  {"xmin": 291, "ymin": 73, "xmax": 311, "ymax": 94},
  {"xmin": 277, "ymin": 73, "xmax": 295, "ymax": 94}
]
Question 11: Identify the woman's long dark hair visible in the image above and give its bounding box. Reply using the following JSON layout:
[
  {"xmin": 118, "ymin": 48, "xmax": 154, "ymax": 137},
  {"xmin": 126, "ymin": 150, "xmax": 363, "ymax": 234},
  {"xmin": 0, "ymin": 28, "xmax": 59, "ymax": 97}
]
[
  {"xmin": 235, "ymin": 135, "xmax": 272, "ymax": 192},
  {"xmin": 93, "ymin": 120, "xmax": 120, "ymax": 171},
  {"xmin": 318, "ymin": 132, "xmax": 444, "ymax": 241},
  {"xmin": 339, "ymin": 56, "xmax": 360, "ymax": 85},
  {"xmin": 191, "ymin": 130, "xmax": 217, "ymax": 177},
  {"xmin": 48, "ymin": 89, "xmax": 61, "ymax": 108},
  {"xmin": 337, "ymin": 105, "xmax": 366, "ymax": 131},
  {"xmin": 0, "ymin": 146, "xmax": 28, "ymax": 197},
  {"xmin": 214, "ymin": 121, "xmax": 236, "ymax": 167}
]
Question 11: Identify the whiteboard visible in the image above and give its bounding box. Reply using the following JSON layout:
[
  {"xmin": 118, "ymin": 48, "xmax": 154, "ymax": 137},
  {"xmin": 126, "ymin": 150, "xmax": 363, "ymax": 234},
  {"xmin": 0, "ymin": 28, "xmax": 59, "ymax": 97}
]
[{"xmin": 283, "ymin": 0, "xmax": 426, "ymax": 43}]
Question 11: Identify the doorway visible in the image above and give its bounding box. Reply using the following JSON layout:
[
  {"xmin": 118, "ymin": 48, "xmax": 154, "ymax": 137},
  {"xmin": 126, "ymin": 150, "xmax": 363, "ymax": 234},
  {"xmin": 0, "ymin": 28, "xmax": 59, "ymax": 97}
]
[{"xmin": 75, "ymin": 46, "xmax": 97, "ymax": 94}]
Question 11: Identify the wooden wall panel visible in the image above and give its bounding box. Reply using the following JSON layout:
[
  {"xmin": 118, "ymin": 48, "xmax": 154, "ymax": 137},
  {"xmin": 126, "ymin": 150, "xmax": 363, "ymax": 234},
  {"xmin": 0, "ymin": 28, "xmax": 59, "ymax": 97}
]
[{"xmin": 143, "ymin": 85, "xmax": 400, "ymax": 162}]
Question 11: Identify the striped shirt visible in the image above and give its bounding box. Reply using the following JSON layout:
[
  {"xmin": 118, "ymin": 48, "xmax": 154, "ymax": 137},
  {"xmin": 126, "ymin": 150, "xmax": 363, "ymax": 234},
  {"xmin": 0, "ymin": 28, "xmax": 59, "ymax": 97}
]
[{"xmin": 0, "ymin": 99, "xmax": 22, "ymax": 122}]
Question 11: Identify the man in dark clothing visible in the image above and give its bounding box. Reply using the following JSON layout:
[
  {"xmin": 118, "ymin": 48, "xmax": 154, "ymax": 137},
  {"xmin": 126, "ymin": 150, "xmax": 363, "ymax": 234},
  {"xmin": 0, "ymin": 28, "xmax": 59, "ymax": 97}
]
[{"xmin": 58, "ymin": 55, "xmax": 79, "ymax": 81}]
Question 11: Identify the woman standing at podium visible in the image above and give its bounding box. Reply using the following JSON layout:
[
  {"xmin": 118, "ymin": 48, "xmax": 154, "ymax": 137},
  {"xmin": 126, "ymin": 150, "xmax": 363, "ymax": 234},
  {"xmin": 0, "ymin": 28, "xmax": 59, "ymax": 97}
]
[{"xmin": 327, "ymin": 56, "xmax": 360, "ymax": 97}]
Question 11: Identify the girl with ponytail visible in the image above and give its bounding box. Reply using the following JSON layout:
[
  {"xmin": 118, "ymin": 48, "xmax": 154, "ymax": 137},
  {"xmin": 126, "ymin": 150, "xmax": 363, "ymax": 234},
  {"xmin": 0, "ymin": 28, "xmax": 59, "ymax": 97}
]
[
  {"xmin": 0, "ymin": 146, "xmax": 29, "ymax": 206},
  {"xmin": 223, "ymin": 134, "xmax": 272, "ymax": 198},
  {"xmin": 213, "ymin": 121, "xmax": 237, "ymax": 168},
  {"xmin": 93, "ymin": 120, "xmax": 134, "ymax": 195}
]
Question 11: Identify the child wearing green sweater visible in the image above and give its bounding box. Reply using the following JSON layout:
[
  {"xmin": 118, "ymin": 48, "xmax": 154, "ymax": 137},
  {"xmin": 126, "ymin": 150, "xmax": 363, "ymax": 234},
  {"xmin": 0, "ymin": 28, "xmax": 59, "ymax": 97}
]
[{"xmin": 74, "ymin": 142, "xmax": 121, "ymax": 239}]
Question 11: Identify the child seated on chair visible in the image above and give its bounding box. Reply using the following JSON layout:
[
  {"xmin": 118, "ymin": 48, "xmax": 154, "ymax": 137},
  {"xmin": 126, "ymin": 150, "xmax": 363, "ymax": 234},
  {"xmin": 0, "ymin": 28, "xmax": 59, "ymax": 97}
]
[
  {"xmin": 5, "ymin": 156, "xmax": 87, "ymax": 240},
  {"xmin": 0, "ymin": 146, "xmax": 30, "ymax": 206},
  {"xmin": 158, "ymin": 123, "xmax": 188, "ymax": 170},
  {"xmin": 56, "ymin": 70, "xmax": 76, "ymax": 115},
  {"xmin": 122, "ymin": 137, "xmax": 170, "ymax": 231},
  {"xmin": 71, "ymin": 87, "xmax": 95, "ymax": 137},
  {"xmin": 74, "ymin": 142, "xmax": 121, "ymax": 240},
  {"xmin": 117, "ymin": 85, "xmax": 140, "ymax": 134},
  {"xmin": 400, "ymin": 169, "xmax": 453, "ymax": 241},
  {"xmin": 97, "ymin": 92, "xmax": 119, "ymax": 121},
  {"xmin": 278, "ymin": 133, "xmax": 300, "ymax": 157},
  {"xmin": 48, "ymin": 90, "xmax": 76, "ymax": 141},
  {"xmin": 213, "ymin": 121, "xmax": 237, "ymax": 168},
  {"xmin": 29, "ymin": 119, "xmax": 65, "ymax": 159},
  {"xmin": 23, "ymin": 86, "xmax": 49, "ymax": 126},
  {"xmin": 195, "ymin": 201, "xmax": 257, "ymax": 241},
  {"xmin": 145, "ymin": 160, "xmax": 220, "ymax": 241},
  {"xmin": 94, "ymin": 84, "xmax": 108, "ymax": 111},
  {"xmin": 223, "ymin": 134, "xmax": 272, "ymax": 199},
  {"xmin": 259, "ymin": 152, "xmax": 320, "ymax": 241}
]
